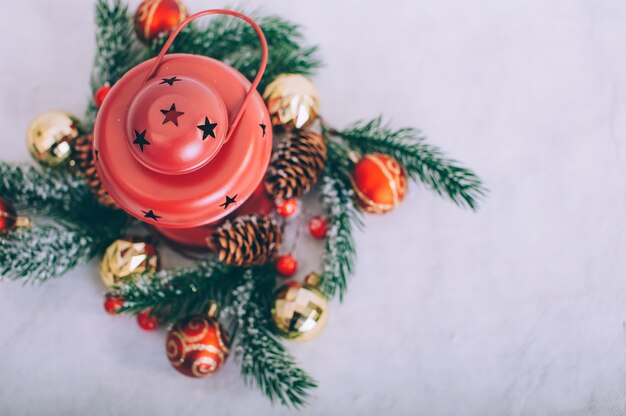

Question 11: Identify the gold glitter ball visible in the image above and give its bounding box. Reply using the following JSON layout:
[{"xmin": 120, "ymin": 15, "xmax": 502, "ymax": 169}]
[
  {"xmin": 99, "ymin": 238, "xmax": 158, "ymax": 288},
  {"xmin": 271, "ymin": 273, "xmax": 328, "ymax": 341},
  {"xmin": 26, "ymin": 110, "xmax": 81, "ymax": 166},
  {"xmin": 263, "ymin": 74, "xmax": 320, "ymax": 130}
]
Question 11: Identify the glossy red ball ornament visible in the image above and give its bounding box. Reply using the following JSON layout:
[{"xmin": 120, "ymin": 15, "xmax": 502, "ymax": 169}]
[
  {"xmin": 308, "ymin": 216, "xmax": 328, "ymax": 239},
  {"xmin": 134, "ymin": 0, "xmax": 188, "ymax": 43},
  {"xmin": 94, "ymin": 84, "xmax": 112, "ymax": 108},
  {"xmin": 93, "ymin": 10, "xmax": 272, "ymax": 248},
  {"xmin": 137, "ymin": 309, "xmax": 159, "ymax": 331},
  {"xmin": 166, "ymin": 315, "xmax": 230, "ymax": 378},
  {"xmin": 352, "ymin": 153, "xmax": 408, "ymax": 214},
  {"xmin": 0, "ymin": 197, "xmax": 18, "ymax": 233},
  {"xmin": 275, "ymin": 198, "xmax": 299, "ymax": 218},
  {"xmin": 276, "ymin": 253, "xmax": 298, "ymax": 277},
  {"xmin": 104, "ymin": 295, "xmax": 124, "ymax": 315}
]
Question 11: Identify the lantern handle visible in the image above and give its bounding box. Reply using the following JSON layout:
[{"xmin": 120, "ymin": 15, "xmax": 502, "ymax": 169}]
[{"xmin": 143, "ymin": 9, "xmax": 269, "ymax": 143}]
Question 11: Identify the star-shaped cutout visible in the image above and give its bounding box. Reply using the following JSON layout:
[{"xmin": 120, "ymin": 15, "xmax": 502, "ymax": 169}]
[
  {"xmin": 94, "ymin": 149, "xmax": 99, "ymax": 161},
  {"xmin": 159, "ymin": 76, "xmax": 182, "ymax": 86},
  {"xmin": 142, "ymin": 209, "xmax": 161, "ymax": 222},
  {"xmin": 160, "ymin": 103, "xmax": 185, "ymax": 126},
  {"xmin": 219, "ymin": 194, "xmax": 238, "ymax": 210},
  {"xmin": 260, "ymin": 123, "xmax": 267, "ymax": 137},
  {"xmin": 133, "ymin": 129, "xmax": 150, "ymax": 152},
  {"xmin": 197, "ymin": 116, "xmax": 218, "ymax": 140}
]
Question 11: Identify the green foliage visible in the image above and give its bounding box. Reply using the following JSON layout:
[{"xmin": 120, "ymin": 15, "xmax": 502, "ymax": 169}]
[
  {"xmin": 318, "ymin": 140, "xmax": 362, "ymax": 301},
  {"xmin": 233, "ymin": 267, "xmax": 317, "ymax": 408},
  {"xmin": 149, "ymin": 12, "xmax": 321, "ymax": 91},
  {"xmin": 331, "ymin": 117, "xmax": 487, "ymax": 209},
  {"xmin": 0, "ymin": 163, "xmax": 128, "ymax": 282}
]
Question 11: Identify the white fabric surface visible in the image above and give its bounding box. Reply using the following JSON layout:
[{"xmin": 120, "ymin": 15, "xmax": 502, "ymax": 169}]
[{"xmin": 1, "ymin": 0, "xmax": 626, "ymax": 414}]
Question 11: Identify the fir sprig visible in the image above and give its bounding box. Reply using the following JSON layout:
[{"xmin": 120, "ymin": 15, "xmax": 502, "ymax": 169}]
[
  {"xmin": 232, "ymin": 267, "xmax": 317, "ymax": 408},
  {"xmin": 331, "ymin": 117, "xmax": 487, "ymax": 209},
  {"xmin": 113, "ymin": 260, "xmax": 240, "ymax": 324},
  {"xmin": 0, "ymin": 163, "xmax": 128, "ymax": 282},
  {"xmin": 149, "ymin": 11, "xmax": 321, "ymax": 91},
  {"xmin": 318, "ymin": 140, "xmax": 362, "ymax": 301},
  {"xmin": 85, "ymin": 0, "xmax": 141, "ymax": 128}
]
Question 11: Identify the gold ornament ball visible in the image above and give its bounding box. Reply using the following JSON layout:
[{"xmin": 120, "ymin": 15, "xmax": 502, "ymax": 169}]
[
  {"xmin": 26, "ymin": 110, "xmax": 81, "ymax": 166},
  {"xmin": 271, "ymin": 273, "xmax": 328, "ymax": 341},
  {"xmin": 263, "ymin": 74, "xmax": 320, "ymax": 130},
  {"xmin": 99, "ymin": 238, "xmax": 158, "ymax": 288}
]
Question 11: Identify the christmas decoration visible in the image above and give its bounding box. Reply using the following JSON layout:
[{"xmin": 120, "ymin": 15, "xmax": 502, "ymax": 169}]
[
  {"xmin": 137, "ymin": 309, "xmax": 159, "ymax": 330},
  {"xmin": 0, "ymin": 1, "xmax": 487, "ymax": 408},
  {"xmin": 274, "ymin": 198, "xmax": 299, "ymax": 218},
  {"xmin": 272, "ymin": 273, "xmax": 328, "ymax": 341},
  {"xmin": 71, "ymin": 134, "xmax": 116, "ymax": 207},
  {"xmin": 134, "ymin": 0, "xmax": 188, "ymax": 43},
  {"xmin": 26, "ymin": 111, "xmax": 80, "ymax": 167},
  {"xmin": 94, "ymin": 83, "xmax": 112, "ymax": 108},
  {"xmin": 351, "ymin": 153, "xmax": 408, "ymax": 214},
  {"xmin": 275, "ymin": 253, "xmax": 298, "ymax": 277},
  {"xmin": 99, "ymin": 238, "xmax": 158, "ymax": 288},
  {"xmin": 166, "ymin": 313, "xmax": 230, "ymax": 378},
  {"xmin": 207, "ymin": 214, "xmax": 281, "ymax": 267},
  {"xmin": 0, "ymin": 197, "xmax": 31, "ymax": 234},
  {"xmin": 308, "ymin": 216, "xmax": 328, "ymax": 239},
  {"xmin": 104, "ymin": 295, "xmax": 124, "ymax": 315},
  {"xmin": 263, "ymin": 74, "xmax": 320, "ymax": 129},
  {"xmin": 265, "ymin": 131, "xmax": 327, "ymax": 200}
]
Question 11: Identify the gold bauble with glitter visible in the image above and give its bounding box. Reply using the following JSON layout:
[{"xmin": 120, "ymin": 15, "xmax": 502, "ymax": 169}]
[
  {"xmin": 99, "ymin": 238, "xmax": 158, "ymax": 288},
  {"xmin": 271, "ymin": 273, "xmax": 328, "ymax": 341},
  {"xmin": 26, "ymin": 110, "xmax": 81, "ymax": 166},
  {"xmin": 263, "ymin": 74, "xmax": 320, "ymax": 130}
]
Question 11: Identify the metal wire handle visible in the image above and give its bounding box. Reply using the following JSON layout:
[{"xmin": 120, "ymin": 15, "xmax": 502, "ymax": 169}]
[{"xmin": 143, "ymin": 9, "xmax": 269, "ymax": 142}]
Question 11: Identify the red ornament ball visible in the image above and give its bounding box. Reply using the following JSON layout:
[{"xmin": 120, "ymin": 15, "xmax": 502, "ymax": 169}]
[
  {"xmin": 137, "ymin": 309, "xmax": 159, "ymax": 331},
  {"xmin": 276, "ymin": 253, "xmax": 298, "ymax": 277},
  {"xmin": 308, "ymin": 216, "xmax": 328, "ymax": 239},
  {"xmin": 352, "ymin": 153, "xmax": 408, "ymax": 214},
  {"xmin": 275, "ymin": 198, "xmax": 299, "ymax": 218},
  {"xmin": 94, "ymin": 84, "xmax": 112, "ymax": 109},
  {"xmin": 134, "ymin": 0, "xmax": 188, "ymax": 43},
  {"xmin": 104, "ymin": 295, "xmax": 124, "ymax": 315},
  {"xmin": 166, "ymin": 315, "xmax": 230, "ymax": 378},
  {"xmin": 0, "ymin": 197, "xmax": 18, "ymax": 234}
]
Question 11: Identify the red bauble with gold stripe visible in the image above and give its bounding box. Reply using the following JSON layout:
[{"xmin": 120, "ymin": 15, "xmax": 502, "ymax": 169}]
[
  {"xmin": 134, "ymin": 0, "xmax": 188, "ymax": 43},
  {"xmin": 166, "ymin": 315, "xmax": 230, "ymax": 378},
  {"xmin": 351, "ymin": 153, "xmax": 408, "ymax": 214}
]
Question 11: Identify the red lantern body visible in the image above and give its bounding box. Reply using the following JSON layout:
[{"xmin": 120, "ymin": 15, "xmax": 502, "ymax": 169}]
[{"xmin": 93, "ymin": 10, "xmax": 272, "ymax": 247}]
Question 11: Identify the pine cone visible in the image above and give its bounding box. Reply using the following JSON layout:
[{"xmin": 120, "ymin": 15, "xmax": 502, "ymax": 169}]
[
  {"xmin": 72, "ymin": 134, "xmax": 117, "ymax": 207},
  {"xmin": 207, "ymin": 214, "xmax": 282, "ymax": 266},
  {"xmin": 264, "ymin": 131, "xmax": 327, "ymax": 200}
]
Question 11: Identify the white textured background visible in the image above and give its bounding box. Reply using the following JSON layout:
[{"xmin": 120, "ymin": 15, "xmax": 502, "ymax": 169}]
[{"xmin": 1, "ymin": 0, "xmax": 626, "ymax": 415}]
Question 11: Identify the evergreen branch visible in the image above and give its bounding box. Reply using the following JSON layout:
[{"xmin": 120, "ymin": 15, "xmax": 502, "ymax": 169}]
[
  {"xmin": 149, "ymin": 11, "xmax": 321, "ymax": 91},
  {"xmin": 86, "ymin": 0, "xmax": 142, "ymax": 129},
  {"xmin": 0, "ymin": 224, "xmax": 115, "ymax": 283},
  {"xmin": 233, "ymin": 267, "xmax": 317, "ymax": 408},
  {"xmin": 318, "ymin": 140, "xmax": 361, "ymax": 301},
  {"xmin": 332, "ymin": 117, "xmax": 487, "ymax": 210},
  {"xmin": 113, "ymin": 260, "xmax": 241, "ymax": 324}
]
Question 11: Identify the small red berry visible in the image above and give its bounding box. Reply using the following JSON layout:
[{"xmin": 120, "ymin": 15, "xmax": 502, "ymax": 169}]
[
  {"xmin": 94, "ymin": 84, "xmax": 112, "ymax": 108},
  {"xmin": 275, "ymin": 198, "xmax": 299, "ymax": 218},
  {"xmin": 276, "ymin": 253, "xmax": 298, "ymax": 277},
  {"xmin": 104, "ymin": 295, "xmax": 124, "ymax": 315},
  {"xmin": 308, "ymin": 216, "xmax": 328, "ymax": 239},
  {"xmin": 137, "ymin": 309, "xmax": 159, "ymax": 331}
]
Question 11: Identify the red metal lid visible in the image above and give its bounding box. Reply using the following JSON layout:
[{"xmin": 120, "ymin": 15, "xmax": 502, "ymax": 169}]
[{"xmin": 93, "ymin": 10, "xmax": 272, "ymax": 229}]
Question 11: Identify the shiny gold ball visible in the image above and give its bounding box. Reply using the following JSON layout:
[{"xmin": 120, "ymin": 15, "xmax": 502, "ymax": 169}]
[
  {"xmin": 271, "ymin": 273, "xmax": 328, "ymax": 341},
  {"xmin": 99, "ymin": 238, "xmax": 158, "ymax": 288},
  {"xmin": 26, "ymin": 110, "xmax": 81, "ymax": 166},
  {"xmin": 263, "ymin": 74, "xmax": 320, "ymax": 130}
]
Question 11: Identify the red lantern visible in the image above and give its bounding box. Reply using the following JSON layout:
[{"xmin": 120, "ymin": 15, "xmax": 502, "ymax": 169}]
[{"xmin": 93, "ymin": 10, "xmax": 272, "ymax": 248}]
